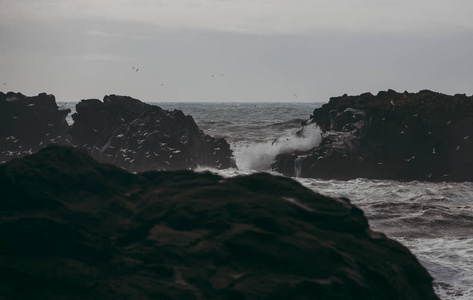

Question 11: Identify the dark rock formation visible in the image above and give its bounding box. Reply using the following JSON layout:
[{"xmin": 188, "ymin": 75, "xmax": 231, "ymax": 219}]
[
  {"xmin": 273, "ymin": 90, "xmax": 473, "ymax": 181},
  {"xmin": 0, "ymin": 145, "xmax": 439, "ymax": 300},
  {"xmin": 68, "ymin": 95, "xmax": 235, "ymax": 171},
  {"xmin": 0, "ymin": 92, "xmax": 235, "ymax": 171},
  {"xmin": 0, "ymin": 92, "xmax": 72, "ymax": 163}
]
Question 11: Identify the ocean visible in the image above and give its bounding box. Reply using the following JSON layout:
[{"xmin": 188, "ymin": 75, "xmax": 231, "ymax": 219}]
[{"xmin": 59, "ymin": 101, "xmax": 473, "ymax": 300}]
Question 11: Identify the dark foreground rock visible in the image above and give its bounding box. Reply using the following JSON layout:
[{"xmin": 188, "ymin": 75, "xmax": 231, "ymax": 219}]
[
  {"xmin": 0, "ymin": 92, "xmax": 72, "ymax": 163},
  {"xmin": 273, "ymin": 90, "xmax": 473, "ymax": 181},
  {"xmin": 0, "ymin": 145, "xmax": 439, "ymax": 300},
  {"xmin": 0, "ymin": 92, "xmax": 235, "ymax": 171}
]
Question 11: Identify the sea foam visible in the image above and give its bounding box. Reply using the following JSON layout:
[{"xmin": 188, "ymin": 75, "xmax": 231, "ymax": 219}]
[{"xmin": 233, "ymin": 123, "xmax": 322, "ymax": 171}]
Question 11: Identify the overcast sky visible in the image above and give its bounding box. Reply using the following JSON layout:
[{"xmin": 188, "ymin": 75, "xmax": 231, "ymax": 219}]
[{"xmin": 1, "ymin": 0, "xmax": 472, "ymax": 102}]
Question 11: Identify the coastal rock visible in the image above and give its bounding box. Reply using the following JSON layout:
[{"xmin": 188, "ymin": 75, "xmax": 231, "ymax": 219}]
[
  {"xmin": 0, "ymin": 92, "xmax": 235, "ymax": 171},
  {"xmin": 0, "ymin": 145, "xmax": 439, "ymax": 300},
  {"xmin": 273, "ymin": 90, "xmax": 473, "ymax": 181},
  {"xmin": 69, "ymin": 95, "xmax": 235, "ymax": 171},
  {"xmin": 0, "ymin": 92, "xmax": 72, "ymax": 164}
]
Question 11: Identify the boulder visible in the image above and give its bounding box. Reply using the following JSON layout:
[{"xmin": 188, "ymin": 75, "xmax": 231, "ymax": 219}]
[
  {"xmin": 0, "ymin": 92, "xmax": 72, "ymax": 163},
  {"xmin": 273, "ymin": 90, "xmax": 473, "ymax": 181},
  {"xmin": 0, "ymin": 145, "xmax": 439, "ymax": 299},
  {"xmin": 68, "ymin": 95, "xmax": 235, "ymax": 171},
  {"xmin": 0, "ymin": 92, "xmax": 235, "ymax": 171}
]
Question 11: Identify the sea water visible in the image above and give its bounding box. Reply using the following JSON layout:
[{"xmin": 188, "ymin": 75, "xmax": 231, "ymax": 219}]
[{"xmin": 59, "ymin": 101, "xmax": 473, "ymax": 299}]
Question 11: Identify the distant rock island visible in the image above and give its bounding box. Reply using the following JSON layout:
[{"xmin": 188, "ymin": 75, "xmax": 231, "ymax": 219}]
[
  {"xmin": 0, "ymin": 92, "xmax": 235, "ymax": 171},
  {"xmin": 0, "ymin": 145, "xmax": 439, "ymax": 299},
  {"xmin": 273, "ymin": 90, "xmax": 473, "ymax": 181}
]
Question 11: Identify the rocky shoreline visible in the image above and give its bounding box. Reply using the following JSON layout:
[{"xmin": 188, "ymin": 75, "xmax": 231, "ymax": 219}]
[
  {"xmin": 0, "ymin": 145, "xmax": 439, "ymax": 299},
  {"xmin": 273, "ymin": 90, "xmax": 473, "ymax": 181}
]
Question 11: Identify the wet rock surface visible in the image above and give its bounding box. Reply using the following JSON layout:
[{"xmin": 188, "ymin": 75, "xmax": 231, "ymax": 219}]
[
  {"xmin": 0, "ymin": 145, "xmax": 439, "ymax": 300},
  {"xmin": 0, "ymin": 92, "xmax": 235, "ymax": 171},
  {"xmin": 273, "ymin": 90, "xmax": 473, "ymax": 181}
]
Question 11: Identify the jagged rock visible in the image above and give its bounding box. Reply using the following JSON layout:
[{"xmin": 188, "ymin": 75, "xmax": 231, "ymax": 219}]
[
  {"xmin": 0, "ymin": 92, "xmax": 72, "ymax": 163},
  {"xmin": 273, "ymin": 90, "xmax": 473, "ymax": 181},
  {"xmin": 0, "ymin": 145, "xmax": 439, "ymax": 300},
  {"xmin": 69, "ymin": 95, "xmax": 235, "ymax": 171},
  {"xmin": 0, "ymin": 92, "xmax": 235, "ymax": 171}
]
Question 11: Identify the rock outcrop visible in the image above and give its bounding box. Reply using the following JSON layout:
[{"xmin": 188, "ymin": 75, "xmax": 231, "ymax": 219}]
[
  {"xmin": 273, "ymin": 90, "xmax": 473, "ymax": 181},
  {"xmin": 0, "ymin": 145, "xmax": 439, "ymax": 300},
  {"xmin": 0, "ymin": 92, "xmax": 72, "ymax": 163},
  {"xmin": 68, "ymin": 95, "xmax": 235, "ymax": 171},
  {"xmin": 0, "ymin": 92, "xmax": 235, "ymax": 171}
]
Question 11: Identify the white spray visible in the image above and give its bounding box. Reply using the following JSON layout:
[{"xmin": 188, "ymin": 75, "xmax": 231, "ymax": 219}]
[{"xmin": 233, "ymin": 123, "xmax": 322, "ymax": 171}]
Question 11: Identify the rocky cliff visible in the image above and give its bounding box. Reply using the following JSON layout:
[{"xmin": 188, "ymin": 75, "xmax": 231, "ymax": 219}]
[
  {"xmin": 0, "ymin": 92, "xmax": 72, "ymax": 163},
  {"xmin": 0, "ymin": 92, "xmax": 235, "ymax": 171},
  {"xmin": 68, "ymin": 95, "xmax": 235, "ymax": 171},
  {"xmin": 0, "ymin": 145, "xmax": 439, "ymax": 299},
  {"xmin": 273, "ymin": 90, "xmax": 473, "ymax": 181}
]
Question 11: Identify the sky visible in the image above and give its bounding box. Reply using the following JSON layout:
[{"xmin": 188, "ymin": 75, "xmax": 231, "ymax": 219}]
[{"xmin": 1, "ymin": 0, "xmax": 472, "ymax": 102}]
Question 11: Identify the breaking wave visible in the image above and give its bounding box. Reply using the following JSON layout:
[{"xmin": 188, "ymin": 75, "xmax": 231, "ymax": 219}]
[{"xmin": 233, "ymin": 123, "xmax": 322, "ymax": 171}]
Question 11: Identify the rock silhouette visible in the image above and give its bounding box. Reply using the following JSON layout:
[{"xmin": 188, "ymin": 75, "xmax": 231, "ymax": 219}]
[
  {"xmin": 0, "ymin": 145, "xmax": 439, "ymax": 299},
  {"xmin": 0, "ymin": 92, "xmax": 72, "ymax": 163},
  {"xmin": 273, "ymin": 90, "xmax": 473, "ymax": 181},
  {"xmin": 0, "ymin": 92, "xmax": 235, "ymax": 171},
  {"xmin": 69, "ymin": 95, "xmax": 235, "ymax": 171}
]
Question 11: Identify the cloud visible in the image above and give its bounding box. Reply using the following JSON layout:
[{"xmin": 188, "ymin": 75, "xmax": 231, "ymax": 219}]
[{"xmin": 1, "ymin": 0, "xmax": 472, "ymax": 35}]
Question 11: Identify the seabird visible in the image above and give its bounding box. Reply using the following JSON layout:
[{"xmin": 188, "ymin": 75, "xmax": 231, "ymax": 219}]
[
  {"xmin": 432, "ymin": 148, "xmax": 437, "ymax": 155},
  {"xmin": 447, "ymin": 120, "xmax": 451, "ymax": 125},
  {"xmin": 390, "ymin": 100, "xmax": 394, "ymax": 106},
  {"xmin": 457, "ymin": 145, "xmax": 460, "ymax": 151},
  {"xmin": 426, "ymin": 174, "xmax": 432, "ymax": 178},
  {"xmin": 464, "ymin": 136, "xmax": 469, "ymax": 140}
]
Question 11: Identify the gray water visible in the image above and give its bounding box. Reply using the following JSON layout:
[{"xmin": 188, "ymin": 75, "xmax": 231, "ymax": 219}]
[{"xmin": 59, "ymin": 101, "xmax": 473, "ymax": 299}]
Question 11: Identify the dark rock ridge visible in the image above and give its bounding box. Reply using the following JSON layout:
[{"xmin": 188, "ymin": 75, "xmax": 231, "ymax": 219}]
[
  {"xmin": 273, "ymin": 90, "xmax": 473, "ymax": 181},
  {"xmin": 0, "ymin": 92, "xmax": 72, "ymax": 163},
  {"xmin": 68, "ymin": 95, "xmax": 235, "ymax": 171},
  {"xmin": 0, "ymin": 145, "xmax": 439, "ymax": 300},
  {"xmin": 0, "ymin": 92, "xmax": 235, "ymax": 171}
]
